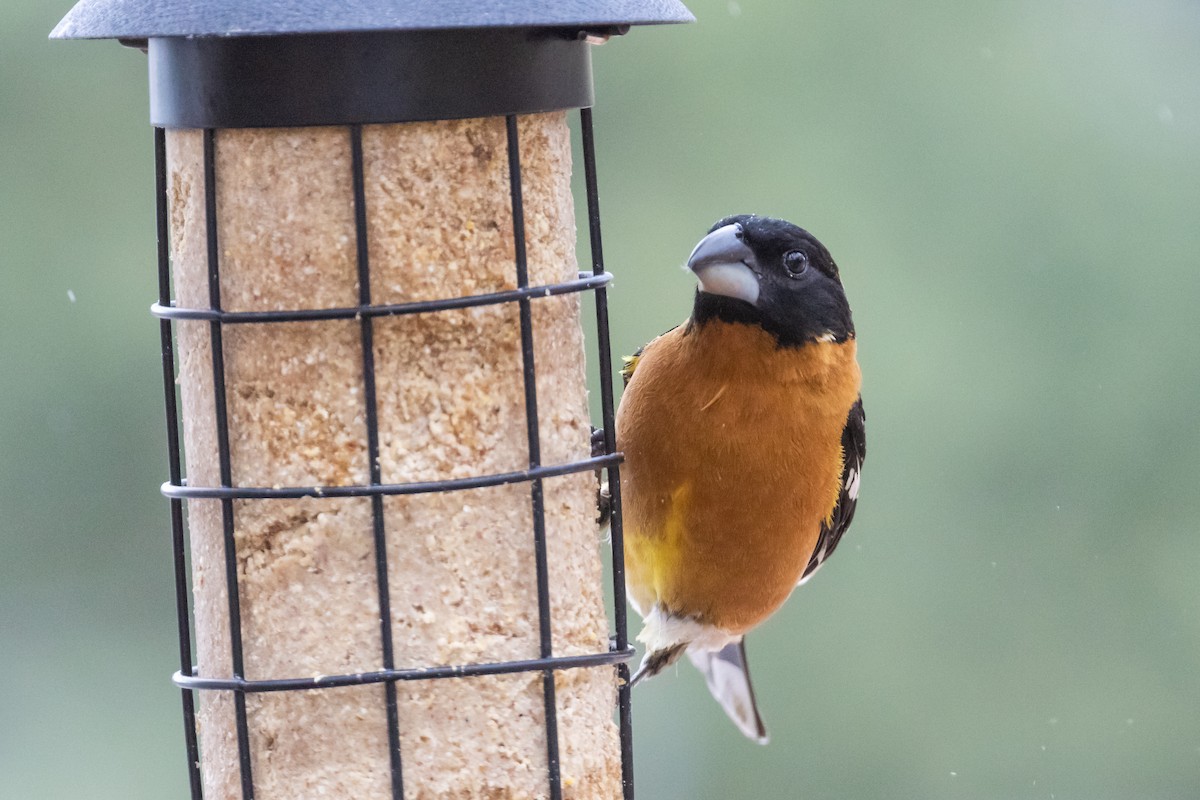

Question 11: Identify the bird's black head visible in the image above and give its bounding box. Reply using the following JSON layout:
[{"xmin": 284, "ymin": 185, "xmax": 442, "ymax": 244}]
[{"xmin": 687, "ymin": 214, "xmax": 854, "ymax": 347}]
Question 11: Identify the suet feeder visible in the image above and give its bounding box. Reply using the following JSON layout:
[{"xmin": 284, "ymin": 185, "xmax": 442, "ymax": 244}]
[{"xmin": 51, "ymin": 1, "xmax": 692, "ymax": 798}]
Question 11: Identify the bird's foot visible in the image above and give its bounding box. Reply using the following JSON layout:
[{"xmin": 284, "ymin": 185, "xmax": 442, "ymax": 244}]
[
  {"xmin": 592, "ymin": 426, "xmax": 613, "ymax": 526},
  {"xmin": 590, "ymin": 426, "xmax": 609, "ymax": 458}
]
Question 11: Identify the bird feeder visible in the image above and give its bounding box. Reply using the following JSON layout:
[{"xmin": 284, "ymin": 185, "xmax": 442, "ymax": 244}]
[{"xmin": 51, "ymin": 2, "xmax": 692, "ymax": 798}]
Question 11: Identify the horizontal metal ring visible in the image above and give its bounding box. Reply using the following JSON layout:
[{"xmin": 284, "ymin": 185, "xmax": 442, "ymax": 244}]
[
  {"xmin": 162, "ymin": 453, "xmax": 621, "ymax": 500},
  {"xmin": 151, "ymin": 271, "xmax": 612, "ymax": 324},
  {"xmin": 174, "ymin": 646, "xmax": 635, "ymax": 694}
]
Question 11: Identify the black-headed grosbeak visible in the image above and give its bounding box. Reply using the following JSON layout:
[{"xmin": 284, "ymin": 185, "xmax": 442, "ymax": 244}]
[{"xmin": 616, "ymin": 215, "xmax": 865, "ymax": 743}]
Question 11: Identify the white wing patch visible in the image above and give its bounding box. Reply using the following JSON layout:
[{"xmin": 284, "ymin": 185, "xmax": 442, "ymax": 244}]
[{"xmin": 846, "ymin": 466, "xmax": 861, "ymax": 501}]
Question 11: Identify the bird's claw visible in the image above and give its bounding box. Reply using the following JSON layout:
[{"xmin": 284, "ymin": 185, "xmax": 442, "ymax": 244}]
[{"xmin": 590, "ymin": 426, "xmax": 609, "ymax": 458}]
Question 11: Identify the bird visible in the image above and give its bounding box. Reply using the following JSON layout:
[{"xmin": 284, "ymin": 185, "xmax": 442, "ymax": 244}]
[{"xmin": 614, "ymin": 214, "xmax": 865, "ymax": 743}]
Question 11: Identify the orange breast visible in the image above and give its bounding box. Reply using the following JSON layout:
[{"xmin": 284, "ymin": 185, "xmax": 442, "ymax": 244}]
[{"xmin": 617, "ymin": 320, "xmax": 861, "ymax": 634}]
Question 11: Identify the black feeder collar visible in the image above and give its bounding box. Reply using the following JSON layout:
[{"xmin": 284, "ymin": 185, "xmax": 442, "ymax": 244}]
[{"xmin": 51, "ymin": 0, "xmax": 695, "ymax": 128}]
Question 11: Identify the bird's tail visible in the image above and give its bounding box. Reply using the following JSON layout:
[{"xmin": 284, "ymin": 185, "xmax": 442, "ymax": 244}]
[{"xmin": 687, "ymin": 640, "xmax": 769, "ymax": 744}]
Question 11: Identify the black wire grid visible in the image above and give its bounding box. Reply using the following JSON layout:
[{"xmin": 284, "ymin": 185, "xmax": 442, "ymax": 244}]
[{"xmin": 152, "ymin": 108, "xmax": 633, "ymax": 800}]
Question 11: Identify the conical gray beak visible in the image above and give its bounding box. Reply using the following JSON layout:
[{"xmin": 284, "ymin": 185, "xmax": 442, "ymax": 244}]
[{"xmin": 686, "ymin": 223, "xmax": 760, "ymax": 305}]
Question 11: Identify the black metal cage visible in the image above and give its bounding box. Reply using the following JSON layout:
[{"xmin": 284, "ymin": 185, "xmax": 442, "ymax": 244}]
[
  {"xmin": 52, "ymin": 1, "xmax": 693, "ymax": 798},
  {"xmin": 153, "ymin": 110, "xmax": 629, "ymax": 800}
]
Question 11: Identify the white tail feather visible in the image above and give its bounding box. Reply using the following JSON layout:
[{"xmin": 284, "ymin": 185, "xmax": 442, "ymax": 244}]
[{"xmin": 687, "ymin": 641, "xmax": 769, "ymax": 744}]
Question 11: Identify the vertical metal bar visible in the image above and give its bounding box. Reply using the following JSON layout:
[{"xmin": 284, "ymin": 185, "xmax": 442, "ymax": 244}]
[
  {"xmin": 156, "ymin": 127, "xmax": 204, "ymax": 800},
  {"xmin": 580, "ymin": 106, "xmax": 635, "ymax": 800},
  {"xmin": 349, "ymin": 124, "xmax": 406, "ymax": 800},
  {"xmin": 506, "ymin": 114, "xmax": 563, "ymax": 800},
  {"xmin": 203, "ymin": 128, "xmax": 256, "ymax": 800}
]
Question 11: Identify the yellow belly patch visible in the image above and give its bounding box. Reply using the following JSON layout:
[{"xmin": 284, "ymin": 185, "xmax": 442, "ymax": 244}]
[{"xmin": 626, "ymin": 482, "xmax": 692, "ymax": 612}]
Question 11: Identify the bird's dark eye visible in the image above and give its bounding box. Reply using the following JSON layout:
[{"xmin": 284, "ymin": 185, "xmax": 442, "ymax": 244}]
[{"xmin": 783, "ymin": 250, "xmax": 809, "ymax": 277}]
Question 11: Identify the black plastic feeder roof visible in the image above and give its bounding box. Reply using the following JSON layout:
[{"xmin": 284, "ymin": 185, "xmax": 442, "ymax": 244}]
[{"xmin": 50, "ymin": 0, "xmax": 694, "ymax": 128}]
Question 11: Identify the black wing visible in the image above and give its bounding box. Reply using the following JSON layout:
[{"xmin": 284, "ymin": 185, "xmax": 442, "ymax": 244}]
[
  {"xmin": 620, "ymin": 324, "xmax": 682, "ymax": 388},
  {"xmin": 799, "ymin": 396, "xmax": 865, "ymax": 584},
  {"xmin": 620, "ymin": 345, "xmax": 645, "ymax": 388}
]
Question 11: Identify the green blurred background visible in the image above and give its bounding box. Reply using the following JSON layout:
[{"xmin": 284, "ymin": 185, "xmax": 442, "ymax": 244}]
[{"xmin": 3, "ymin": 0, "xmax": 1199, "ymax": 797}]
